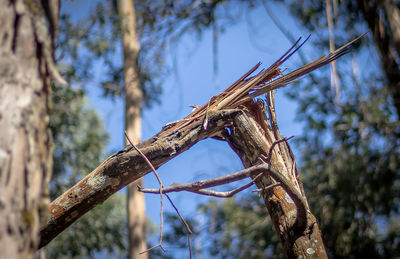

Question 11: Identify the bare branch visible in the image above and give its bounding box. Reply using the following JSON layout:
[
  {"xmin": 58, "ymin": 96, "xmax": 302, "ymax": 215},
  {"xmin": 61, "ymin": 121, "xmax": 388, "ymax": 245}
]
[
  {"xmin": 125, "ymin": 132, "xmax": 194, "ymax": 257},
  {"xmin": 141, "ymin": 172, "xmax": 264, "ymax": 198},
  {"xmin": 252, "ymin": 183, "xmax": 280, "ymax": 193},
  {"xmin": 138, "ymin": 166, "xmax": 265, "ymax": 194},
  {"xmin": 258, "ymin": 159, "xmax": 308, "ymax": 230},
  {"xmin": 140, "ymin": 160, "xmax": 307, "ymax": 230},
  {"xmin": 266, "ymin": 136, "xmax": 294, "ymax": 164},
  {"xmin": 187, "ymin": 173, "xmax": 262, "ymax": 198},
  {"xmin": 39, "ymin": 36, "xmax": 364, "ymax": 250},
  {"xmin": 165, "ymin": 194, "xmax": 192, "ymax": 259}
]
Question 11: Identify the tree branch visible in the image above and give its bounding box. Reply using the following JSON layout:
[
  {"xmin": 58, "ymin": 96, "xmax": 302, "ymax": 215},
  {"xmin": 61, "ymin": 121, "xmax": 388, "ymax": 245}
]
[
  {"xmin": 139, "ymin": 165, "xmax": 263, "ymax": 194},
  {"xmin": 39, "ymin": 109, "xmax": 241, "ymax": 248},
  {"xmin": 139, "ymin": 162, "xmax": 307, "ymax": 229},
  {"xmin": 125, "ymin": 132, "xmax": 166, "ymax": 253},
  {"xmin": 139, "ymin": 171, "xmax": 265, "ymax": 198}
]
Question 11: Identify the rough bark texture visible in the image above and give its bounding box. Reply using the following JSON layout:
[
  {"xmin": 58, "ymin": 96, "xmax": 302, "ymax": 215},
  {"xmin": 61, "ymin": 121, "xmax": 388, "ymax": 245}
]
[
  {"xmin": 226, "ymin": 98, "xmax": 327, "ymax": 258},
  {"xmin": 39, "ymin": 109, "xmax": 240, "ymax": 248},
  {"xmin": 0, "ymin": 0, "xmax": 56, "ymax": 257},
  {"xmin": 117, "ymin": 0, "xmax": 147, "ymax": 257},
  {"xmin": 358, "ymin": 0, "xmax": 400, "ymax": 118}
]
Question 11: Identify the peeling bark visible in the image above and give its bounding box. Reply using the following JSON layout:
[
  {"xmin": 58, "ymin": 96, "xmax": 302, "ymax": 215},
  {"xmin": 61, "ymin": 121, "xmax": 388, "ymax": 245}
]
[{"xmin": 0, "ymin": 0, "xmax": 57, "ymax": 257}]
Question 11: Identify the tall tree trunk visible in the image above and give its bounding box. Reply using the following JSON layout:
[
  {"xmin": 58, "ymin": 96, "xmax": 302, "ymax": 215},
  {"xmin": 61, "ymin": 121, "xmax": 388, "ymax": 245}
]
[
  {"xmin": 0, "ymin": 0, "xmax": 57, "ymax": 257},
  {"xmin": 383, "ymin": 0, "xmax": 400, "ymax": 60},
  {"xmin": 358, "ymin": 0, "xmax": 400, "ymax": 119},
  {"xmin": 117, "ymin": 0, "xmax": 147, "ymax": 258}
]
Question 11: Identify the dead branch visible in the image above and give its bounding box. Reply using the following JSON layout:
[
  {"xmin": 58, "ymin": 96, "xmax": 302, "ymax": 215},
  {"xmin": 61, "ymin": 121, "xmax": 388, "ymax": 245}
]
[
  {"xmin": 225, "ymin": 101, "xmax": 326, "ymax": 258},
  {"xmin": 266, "ymin": 136, "xmax": 294, "ymax": 164},
  {"xmin": 39, "ymin": 109, "xmax": 241, "ymax": 248},
  {"xmin": 252, "ymin": 183, "xmax": 280, "ymax": 193},
  {"xmin": 139, "ymin": 165, "xmax": 264, "ymax": 194},
  {"xmin": 139, "ymin": 162, "xmax": 307, "ymax": 229},
  {"xmin": 140, "ymin": 171, "xmax": 264, "ymax": 198}
]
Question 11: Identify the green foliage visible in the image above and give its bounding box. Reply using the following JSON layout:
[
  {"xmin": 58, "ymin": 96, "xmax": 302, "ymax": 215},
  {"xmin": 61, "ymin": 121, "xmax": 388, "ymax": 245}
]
[
  {"xmin": 50, "ymin": 85, "xmax": 108, "ymax": 194},
  {"xmin": 197, "ymin": 197, "xmax": 282, "ymax": 258},
  {"xmin": 280, "ymin": 1, "xmax": 400, "ymax": 257},
  {"xmin": 162, "ymin": 195, "xmax": 282, "ymax": 259},
  {"xmin": 46, "ymin": 85, "xmax": 127, "ymax": 257}
]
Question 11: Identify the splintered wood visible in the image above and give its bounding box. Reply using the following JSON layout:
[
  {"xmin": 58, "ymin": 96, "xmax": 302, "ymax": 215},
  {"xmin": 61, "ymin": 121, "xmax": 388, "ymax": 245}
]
[
  {"xmin": 158, "ymin": 34, "xmax": 365, "ymax": 138},
  {"xmin": 40, "ymin": 34, "xmax": 365, "ymax": 258}
]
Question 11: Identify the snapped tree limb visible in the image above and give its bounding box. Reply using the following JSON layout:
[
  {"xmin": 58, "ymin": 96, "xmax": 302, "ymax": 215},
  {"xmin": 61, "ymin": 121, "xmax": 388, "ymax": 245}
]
[{"xmin": 40, "ymin": 35, "xmax": 365, "ymax": 255}]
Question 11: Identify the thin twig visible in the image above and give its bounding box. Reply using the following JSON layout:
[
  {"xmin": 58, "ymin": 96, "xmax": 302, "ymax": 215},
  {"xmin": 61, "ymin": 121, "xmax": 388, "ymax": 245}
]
[
  {"xmin": 188, "ymin": 173, "xmax": 264, "ymax": 198},
  {"xmin": 140, "ymin": 161, "xmax": 308, "ymax": 230},
  {"xmin": 164, "ymin": 194, "xmax": 192, "ymax": 259},
  {"xmin": 252, "ymin": 183, "xmax": 281, "ymax": 193},
  {"xmin": 165, "ymin": 194, "xmax": 192, "ymax": 235},
  {"xmin": 258, "ymin": 158, "xmax": 308, "ymax": 230},
  {"xmin": 125, "ymin": 132, "xmax": 166, "ymax": 253},
  {"xmin": 266, "ymin": 136, "xmax": 294, "ymax": 164},
  {"xmin": 283, "ymin": 138, "xmax": 305, "ymax": 197},
  {"xmin": 138, "ymin": 166, "xmax": 267, "ymax": 195}
]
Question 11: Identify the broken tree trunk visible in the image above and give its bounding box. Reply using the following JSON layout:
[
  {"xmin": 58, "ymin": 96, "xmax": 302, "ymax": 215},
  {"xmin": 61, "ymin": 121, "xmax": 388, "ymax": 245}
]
[
  {"xmin": 225, "ymin": 95, "xmax": 327, "ymax": 258},
  {"xmin": 39, "ymin": 36, "xmax": 364, "ymax": 256}
]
